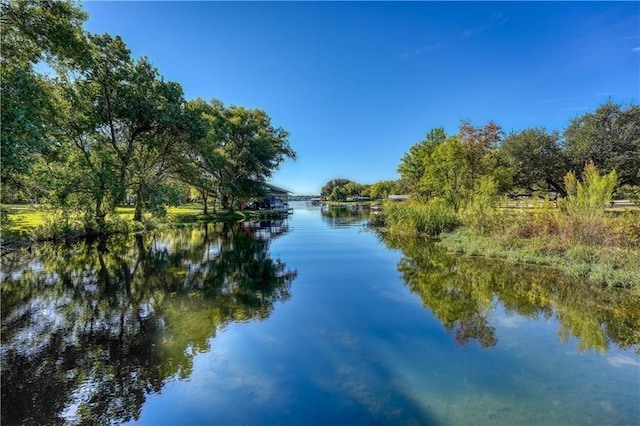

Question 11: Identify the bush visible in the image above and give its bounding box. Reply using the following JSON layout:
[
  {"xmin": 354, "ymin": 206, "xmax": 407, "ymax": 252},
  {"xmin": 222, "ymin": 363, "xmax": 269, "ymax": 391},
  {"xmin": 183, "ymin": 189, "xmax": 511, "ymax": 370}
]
[
  {"xmin": 555, "ymin": 163, "xmax": 619, "ymax": 246},
  {"xmin": 461, "ymin": 176, "xmax": 504, "ymax": 235},
  {"xmin": 383, "ymin": 199, "xmax": 458, "ymax": 236},
  {"xmin": 31, "ymin": 209, "xmax": 85, "ymax": 241}
]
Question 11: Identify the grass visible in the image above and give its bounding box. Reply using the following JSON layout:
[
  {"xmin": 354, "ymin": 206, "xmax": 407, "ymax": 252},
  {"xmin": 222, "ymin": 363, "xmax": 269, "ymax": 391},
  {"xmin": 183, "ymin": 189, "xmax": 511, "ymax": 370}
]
[
  {"xmin": 433, "ymin": 209, "xmax": 640, "ymax": 290},
  {"xmin": 1, "ymin": 204, "xmax": 50, "ymax": 240},
  {"xmin": 376, "ymin": 188, "xmax": 640, "ymax": 290},
  {"xmin": 1, "ymin": 203, "xmax": 289, "ymax": 244}
]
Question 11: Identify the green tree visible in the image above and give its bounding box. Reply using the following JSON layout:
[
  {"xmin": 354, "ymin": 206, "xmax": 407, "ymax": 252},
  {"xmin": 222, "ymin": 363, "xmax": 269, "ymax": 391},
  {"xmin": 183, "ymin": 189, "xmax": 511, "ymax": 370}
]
[
  {"xmin": 564, "ymin": 101, "xmax": 640, "ymax": 187},
  {"xmin": 1, "ymin": 0, "xmax": 88, "ymax": 195},
  {"xmin": 499, "ymin": 128, "xmax": 569, "ymax": 196},
  {"xmin": 205, "ymin": 102, "xmax": 295, "ymax": 209},
  {"xmin": 397, "ymin": 127, "xmax": 447, "ymax": 196},
  {"xmin": 342, "ymin": 181, "xmax": 362, "ymax": 198},
  {"xmin": 458, "ymin": 120, "xmax": 503, "ymax": 191},
  {"xmin": 369, "ymin": 180, "xmax": 397, "ymax": 200},
  {"xmin": 420, "ymin": 136, "xmax": 468, "ymax": 211},
  {"xmin": 321, "ymin": 178, "xmax": 355, "ymax": 199},
  {"xmin": 329, "ymin": 186, "xmax": 346, "ymax": 201},
  {"xmin": 55, "ymin": 34, "xmax": 204, "ymax": 223},
  {"xmin": 178, "ymin": 98, "xmax": 226, "ymax": 214}
]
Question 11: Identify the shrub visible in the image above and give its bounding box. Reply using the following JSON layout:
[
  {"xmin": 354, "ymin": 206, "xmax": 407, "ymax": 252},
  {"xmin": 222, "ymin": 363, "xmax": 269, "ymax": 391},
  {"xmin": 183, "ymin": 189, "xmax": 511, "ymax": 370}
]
[
  {"xmin": 31, "ymin": 209, "xmax": 84, "ymax": 241},
  {"xmin": 383, "ymin": 199, "xmax": 458, "ymax": 236},
  {"xmin": 558, "ymin": 163, "xmax": 618, "ymax": 246},
  {"xmin": 561, "ymin": 162, "xmax": 616, "ymax": 219},
  {"xmin": 461, "ymin": 176, "xmax": 504, "ymax": 235}
]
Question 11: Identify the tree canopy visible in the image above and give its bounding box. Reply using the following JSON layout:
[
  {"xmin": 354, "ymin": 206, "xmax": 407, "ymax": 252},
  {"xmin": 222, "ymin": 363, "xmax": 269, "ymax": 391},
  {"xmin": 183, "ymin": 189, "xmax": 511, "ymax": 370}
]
[
  {"xmin": 394, "ymin": 103, "xmax": 639, "ymax": 208},
  {"xmin": 2, "ymin": 1, "xmax": 296, "ymax": 231},
  {"xmin": 564, "ymin": 101, "xmax": 640, "ymax": 187}
]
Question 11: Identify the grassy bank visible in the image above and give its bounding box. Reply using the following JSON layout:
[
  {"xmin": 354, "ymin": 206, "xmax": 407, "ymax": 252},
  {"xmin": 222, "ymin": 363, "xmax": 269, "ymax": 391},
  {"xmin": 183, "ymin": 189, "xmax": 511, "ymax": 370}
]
[
  {"xmin": 437, "ymin": 228, "xmax": 640, "ymax": 291},
  {"xmin": 374, "ymin": 200, "xmax": 640, "ymax": 290},
  {"xmin": 1, "ymin": 204, "xmax": 289, "ymax": 246}
]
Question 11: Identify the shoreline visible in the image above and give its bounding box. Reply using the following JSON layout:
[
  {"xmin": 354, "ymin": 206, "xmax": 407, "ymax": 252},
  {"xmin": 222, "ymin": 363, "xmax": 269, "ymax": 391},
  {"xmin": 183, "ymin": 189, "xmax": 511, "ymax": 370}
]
[{"xmin": 0, "ymin": 206, "xmax": 291, "ymax": 255}]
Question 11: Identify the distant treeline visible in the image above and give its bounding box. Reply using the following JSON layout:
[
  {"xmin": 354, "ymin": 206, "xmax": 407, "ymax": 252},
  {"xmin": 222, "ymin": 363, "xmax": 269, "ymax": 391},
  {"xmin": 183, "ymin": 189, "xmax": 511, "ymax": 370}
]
[{"xmin": 323, "ymin": 101, "xmax": 639, "ymax": 205}]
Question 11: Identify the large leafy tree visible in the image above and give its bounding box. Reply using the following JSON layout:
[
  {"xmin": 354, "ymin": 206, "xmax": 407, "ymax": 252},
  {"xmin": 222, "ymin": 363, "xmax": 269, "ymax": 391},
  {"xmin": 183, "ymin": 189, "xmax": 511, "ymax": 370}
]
[
  {"xmin": 368, "ymin": 180, "xmax": 397, "ymax": 200},
  {"xmin": 420, "ymin": 136, "xmax": 468, "ymax": 211},
  {"xmin": 414, "ymin": 122, "xmax": 505, "ymax": 211},
  {"xmin": 458, "ymin": 120, "xmax": 503, "ymax": 190},
  {"xmin": 564, "ymin": 102, "xmax": 640, "ymax": 187},
  {"xmin": 54, "ymin": 34, "xmax": 204, "ymax": 225},
  {"xmin": 397, "ymin": 127, "xmax": 447, "ymax": 196},
  {"xmin": 204, "ymin": 101, "xmax": 295, "ymax": 209},
  {"xmin": 1, "ymin": 0, "xmax": 88, "ymax": 195},
  {"xmin": 174, "ymin": 99, "xmax": 224, "ymax": 214},
  {"xmin": 499, "ymin": 128, "xmax": 569, "ymax": 196},
  {"xmin": 320, "ymin": 178, "xmax": 356, "ymax": 200}
]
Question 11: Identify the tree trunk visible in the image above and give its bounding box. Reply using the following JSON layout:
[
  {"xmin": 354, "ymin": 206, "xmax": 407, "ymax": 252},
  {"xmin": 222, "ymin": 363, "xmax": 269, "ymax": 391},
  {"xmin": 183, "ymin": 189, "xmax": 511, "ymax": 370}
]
[
  {"xmin": 133, "ymin": 186, "xmax": 143, "ymax": 221},
  {"xmin": 221, "ymin": 194, "xmax": 230, "ymax": 210},
  {"xmin": 546, "ymin": 178, "xmax": 567, "ymax": 198},
  {"xmin": 202, "ymin": 191, "xmax": 208, "ymax": 215},
  {"xmin": 119, "ymin": 164, "xmax": 127, "ymax": 205},
  {"xmin": 95, "ymin": 198, "xmax": 106, "ymax": 233}
]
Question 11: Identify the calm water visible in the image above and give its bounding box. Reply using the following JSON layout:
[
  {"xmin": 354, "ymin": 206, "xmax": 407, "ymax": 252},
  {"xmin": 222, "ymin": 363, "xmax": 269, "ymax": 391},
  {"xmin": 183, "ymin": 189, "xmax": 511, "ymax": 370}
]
[{"xmin": 2, "ymin": 204, "xmax": 639, "ymax": 425}]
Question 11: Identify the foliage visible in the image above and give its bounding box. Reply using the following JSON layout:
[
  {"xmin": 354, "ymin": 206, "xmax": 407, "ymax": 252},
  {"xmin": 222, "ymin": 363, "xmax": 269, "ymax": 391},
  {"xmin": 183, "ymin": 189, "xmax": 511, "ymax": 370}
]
[
  {"xmin": 460, "ymin": 175, "xmax": 503, "ymax": 235},
  {"xmin": 320, "ymin": 178, "xmax": 368, "ymax": 201},
  {"xmin": 197, "ymin": 101, "xmax": 296, "ymax": 209},
  {"xmin": 419, "ymin": 136, "xmax": 468, "ymax": 211},
  {"xmin": 53, "ymin": 33, "xmax": 208, "ymax": 224},
  {"xmin": 397, "ymin": 127, "xmax": 447, "ymax": 195},
  {"xmin": 458, "ymin": 120, "xmax": 503, "ymax": 190},
  {"xmin": 564, "ymin": 101, "xmax": 640, "ymax": 187},
  {"xmin": 561, "ymin": 162, "xmax": 617, "ymax": 219},
  {"xmin": 499, "ymin": 128, "xmax": 568, "ymax": 196},
  {"xmin": 368, "ymin": 180, "xmax": 398, "ymax": 200},
  {"xmin": 329, "ymin": 186, "xmax": 346, "ymax": 201},
  {"xmin": 1, "ymin": 0, "xmax": 88, "ymax": 193},
  {"xmin": 556, "ymin": 163, "xmax": 618, "ymax": 246},
  {"xmin": 382, "ymin": 199, "xmax": 458, "ymax": 236},
  {"xmin": 321, "ymin": 178, "xmax": 355, "ymax": 199},
  {"xmin": 2, "ymin": 2, "xmax": 295, "ymax": 235}
]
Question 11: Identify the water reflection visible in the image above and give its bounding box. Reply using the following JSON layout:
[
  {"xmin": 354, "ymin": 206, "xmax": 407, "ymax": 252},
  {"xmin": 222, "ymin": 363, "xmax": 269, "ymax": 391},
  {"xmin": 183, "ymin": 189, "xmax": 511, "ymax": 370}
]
[
  {"xmin": 378, "ymin": 232, "xmax": 640, "ymax": 354},
  {"xmin": 320, "ymin": 204, "xmax": 371, "ymax": 227},
  {"xmin": 1, "ymin": 222, "xmax": 296, "ymax": 425}
]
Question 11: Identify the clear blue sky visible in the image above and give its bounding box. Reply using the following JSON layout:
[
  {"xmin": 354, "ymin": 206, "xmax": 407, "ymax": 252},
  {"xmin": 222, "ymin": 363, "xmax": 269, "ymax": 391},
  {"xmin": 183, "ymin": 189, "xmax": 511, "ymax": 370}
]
[{"xmin": 82, "ymin": 1, "xmax": 639, "ymax": 195}]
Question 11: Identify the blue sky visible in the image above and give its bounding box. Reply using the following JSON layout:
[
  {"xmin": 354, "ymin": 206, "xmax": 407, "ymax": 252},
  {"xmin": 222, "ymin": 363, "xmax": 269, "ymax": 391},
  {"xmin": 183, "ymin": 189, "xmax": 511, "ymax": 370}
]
[{"xmin": 82, "ymin": 1, "xmax": 639, "ymax": 195}]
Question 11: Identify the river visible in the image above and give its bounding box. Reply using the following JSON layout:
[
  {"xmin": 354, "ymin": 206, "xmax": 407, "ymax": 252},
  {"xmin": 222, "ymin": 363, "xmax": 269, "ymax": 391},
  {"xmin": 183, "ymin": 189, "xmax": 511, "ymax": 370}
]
[{"xmin": 1, "ymin": 203, "xmax": 638, "ymax": 425}]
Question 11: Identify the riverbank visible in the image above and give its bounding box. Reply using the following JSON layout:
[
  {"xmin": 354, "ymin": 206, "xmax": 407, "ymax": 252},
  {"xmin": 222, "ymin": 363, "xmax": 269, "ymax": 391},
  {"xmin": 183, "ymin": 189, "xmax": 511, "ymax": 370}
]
[
  {"xmin": 372, "ymin": 200, "xmax": 640, "ymax": 291},
  {"xmin": 374, "ymin": 225, "xmax": 640, "ymax": 292},
  {"xmin": 1, "ymin": 204, "xmax": 290, "ymax": 251},
  {"xmin": 436, "ymin": 229, "xmax": 640, "ymax": 291}
]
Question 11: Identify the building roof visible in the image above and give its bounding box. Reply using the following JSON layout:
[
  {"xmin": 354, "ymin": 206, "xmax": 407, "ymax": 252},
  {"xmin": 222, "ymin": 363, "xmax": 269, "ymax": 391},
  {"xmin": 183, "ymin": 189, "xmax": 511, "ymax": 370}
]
[
  {"xmin": 388, "ymin": 194, "xmax": 410, "ymax": 200},
  {"xmin": 265, "ymin": 183, "xmax": 291, "ymax": 194}
]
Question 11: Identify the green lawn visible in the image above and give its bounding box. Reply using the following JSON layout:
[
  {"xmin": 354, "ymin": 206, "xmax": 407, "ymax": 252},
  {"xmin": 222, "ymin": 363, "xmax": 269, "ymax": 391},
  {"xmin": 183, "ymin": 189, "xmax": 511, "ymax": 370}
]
[
  {"xmin": 1, "ymin": 203, "xmax": 280, "ymax": 242},
  {"xmin": 1, "ymin": 204, "xmax": 208, "ymax": 239}
]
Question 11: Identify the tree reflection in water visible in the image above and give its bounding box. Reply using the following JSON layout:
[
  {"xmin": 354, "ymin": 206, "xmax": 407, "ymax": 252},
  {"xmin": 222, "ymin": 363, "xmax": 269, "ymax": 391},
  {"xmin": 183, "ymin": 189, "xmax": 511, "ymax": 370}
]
[
  {"xmin": 378, "ymin": 232, "xmax": 640, "ymax": 353},
  {"xmin": 320, "ymin": 204, "xmax": 371, "ymax": 227},
  {"xmin": 1, "ymin": 222, "xmax": 296, "ymax": 425}
]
